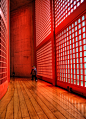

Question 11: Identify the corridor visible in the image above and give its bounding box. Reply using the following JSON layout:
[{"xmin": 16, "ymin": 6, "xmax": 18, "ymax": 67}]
[{"xmin": 0, "ymin": 78, "xmax": 86, "ymax": 119}]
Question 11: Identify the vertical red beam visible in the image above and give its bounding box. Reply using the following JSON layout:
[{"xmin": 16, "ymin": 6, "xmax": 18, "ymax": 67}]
[
  {"xmin": 33, "ymin": 0, "xmax": 36, "ymax": 68},
  {"xmin": 7, "ymin": 0, "xmax": 10, "ymax": 82},
  {"xmin": 50, "ymin": 0, "xmax": 56, "ymax": 85}
]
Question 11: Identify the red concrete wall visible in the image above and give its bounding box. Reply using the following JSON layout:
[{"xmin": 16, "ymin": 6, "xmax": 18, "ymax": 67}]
[{"xmin": 10, "ymin": 3, "xmax": 34, "ymax": 77}]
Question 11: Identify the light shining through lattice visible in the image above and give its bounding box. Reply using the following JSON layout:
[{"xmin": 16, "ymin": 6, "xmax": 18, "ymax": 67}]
[
  {"xmin": 55, "ymin": 0, "xmax": 84, "ymax": 27},
  {"xmin": 35, "ymin": 0, "xmax": 51, "ymax": 47},
  {"xmin": 37, "ymin": 41, "xmax": 53, "ymax": 79},
  {"xmin": 0, "ymin": 0, "xmax": 7, "ymax": 83},
  {"xmin": 56, "ymin": 13, "xmax": 86, "ymax": 87}
]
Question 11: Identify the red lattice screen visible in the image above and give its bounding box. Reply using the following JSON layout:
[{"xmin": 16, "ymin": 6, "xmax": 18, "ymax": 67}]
[
  {"xmin": 1, "ymin": 0, "xmax": 7, "ymax": 23},
  {"xmin": 37, "ymin": 41, "xmax": 53, "ymax": 79},
  {"xmin": 0, "ymin": 0, "xmax": 7, "ymax": 84},
  {"xmin": 55, "ymin": 0, "xmax": 84, "ymax": 28},
  {"xmin": 35, "ymin": 0, "xmax": 51, "ymax": 47},
  {"xmin": 56, "ymin": 13, "xmax": 86, "ymax": 87}
]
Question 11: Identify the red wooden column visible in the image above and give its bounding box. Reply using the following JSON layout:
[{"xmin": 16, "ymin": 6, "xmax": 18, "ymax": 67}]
[
  {"xmin": 33, "ymin": 0, "xmax": 36, "ymax": 68},
  {"xmin": 50, "ymin": 0, "xmax": 56, "ymax": 85},
  {"xmin": 7, "ymin": 0, "xmax": 10, "ymax": 82}
]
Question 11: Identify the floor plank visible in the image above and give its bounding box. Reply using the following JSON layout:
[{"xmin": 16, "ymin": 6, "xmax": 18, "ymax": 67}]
[
  {"xmin": 35, "ymin": 84, "xmax": 83, "ymax": 119},
  {"xmin": 26, "ymin": 80, "xmax": 84, "ymax": 119},
  {"xmin": 16, "ymin": 81, "xmax": 29, "ymax": 118},
  {"xmin": 5, "ymin": 98, "xmax": 14, "ymax": 119},
  {"xmin": 14, "ymin": 80, "xmax": 21, "ymax": 119},
  {"xmin": 0, "ymin": 78, "xmax": 86, "ymax": 119},
  {"xmin": 21, "ymin": 80, "xmax": 48, "ymax": 119},
  {"xmin": 19, "ymin": 81, "xmax": 39, "ymax": 119}
]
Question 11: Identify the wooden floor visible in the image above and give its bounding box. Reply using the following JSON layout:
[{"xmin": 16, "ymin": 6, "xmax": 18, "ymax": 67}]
[{"xmin": 0, "ymin": 78, "xmax": 86, "ymax": 119}]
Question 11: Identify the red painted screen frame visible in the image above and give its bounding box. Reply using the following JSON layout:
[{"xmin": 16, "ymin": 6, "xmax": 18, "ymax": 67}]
[{"xmin": 55, "ymin": 0, "xmax": 86, "ymax": 96}]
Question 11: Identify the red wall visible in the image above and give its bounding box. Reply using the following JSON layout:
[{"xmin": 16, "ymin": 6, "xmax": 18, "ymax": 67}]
[{"xmin": 10, "ymin": 3, "xmax": 34, "ymax": 77}]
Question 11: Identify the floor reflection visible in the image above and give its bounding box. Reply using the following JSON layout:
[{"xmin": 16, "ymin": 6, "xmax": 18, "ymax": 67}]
[{"xmin": 0, "ymin": 78, "xmax": 86, "ymax": 119}]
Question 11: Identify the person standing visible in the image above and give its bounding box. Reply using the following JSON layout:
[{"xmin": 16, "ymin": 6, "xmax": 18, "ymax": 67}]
[
  {"xmin": 34, "ymin": 66, "xmax": 37, "ymax": 81},
  {"xmin": 31, "ymin": 66, "xmax": 37, "ymax": 81}
]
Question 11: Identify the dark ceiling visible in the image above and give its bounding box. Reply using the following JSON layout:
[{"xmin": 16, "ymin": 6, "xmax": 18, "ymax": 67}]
[{"xmin": 10, "ymin": 0, "xmax": 34, "ymax": 11}]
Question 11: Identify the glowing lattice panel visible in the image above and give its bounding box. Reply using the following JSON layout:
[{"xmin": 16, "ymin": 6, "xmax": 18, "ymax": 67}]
[
  {"xmin": 0, "ymin": 0, "xmax": 7, "ymax": 23},
  {"xmin": 37, "ymin": 41, "xmax": 52, "ymax": 79},
  {"xmin": 0, "ymin": 0, "xmax": 7, "ymax": 84},
  {"xmin": 56, "ymin": 13, "xmax": 86, "ymax": 87},
  {"xmin": 35, "ymin": 0, "xmax": 51, "ymax": 47},
  {"xmin": 55, "ymin": 0, "xmax": 84, "ymax": 27}
]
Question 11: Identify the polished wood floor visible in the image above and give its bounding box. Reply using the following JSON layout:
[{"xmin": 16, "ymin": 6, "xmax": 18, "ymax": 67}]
[{"xmin": 0, "ymin": 78, "xmax": 86, "ymax": 119}]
